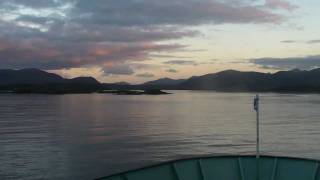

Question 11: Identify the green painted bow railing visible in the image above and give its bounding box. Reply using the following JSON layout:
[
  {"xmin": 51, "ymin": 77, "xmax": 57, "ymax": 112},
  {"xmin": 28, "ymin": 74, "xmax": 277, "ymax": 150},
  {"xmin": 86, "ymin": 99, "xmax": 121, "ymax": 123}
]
[{"xmin": 96, "ymin": 155, "xmax": 320, "ymax": 180}]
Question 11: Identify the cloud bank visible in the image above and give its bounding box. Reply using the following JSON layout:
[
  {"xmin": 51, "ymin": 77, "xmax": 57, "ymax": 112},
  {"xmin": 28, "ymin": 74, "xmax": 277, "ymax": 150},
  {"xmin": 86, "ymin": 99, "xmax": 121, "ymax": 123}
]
[
  {"xmin": 251, "ymin": 55, "xmax": 320, "ymax": 70},
  {"xmin": 136, "ymin": 73, "xmax": 155, "ymax": 78},
  {"xmin": 0, "ymin": 0, "xmax": 297, "ymax": 73},
  {"xmin": 166, "ymin": 69, "xmax": 178, "ymax": 73},
  {"xmin": 163, "ymin": 60, "xmax": 198, "ymax": 66},
  {"xmin": 103, "ymin": 64, "xmax": 135, "ymax": 76}
]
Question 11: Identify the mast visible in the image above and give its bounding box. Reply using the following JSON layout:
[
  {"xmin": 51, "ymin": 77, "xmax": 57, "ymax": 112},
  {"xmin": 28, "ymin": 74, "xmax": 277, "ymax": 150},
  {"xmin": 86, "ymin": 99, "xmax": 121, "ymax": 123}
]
[{"xmin": 254, "ymin": 94, "xmax": 260, "ymax": 180}]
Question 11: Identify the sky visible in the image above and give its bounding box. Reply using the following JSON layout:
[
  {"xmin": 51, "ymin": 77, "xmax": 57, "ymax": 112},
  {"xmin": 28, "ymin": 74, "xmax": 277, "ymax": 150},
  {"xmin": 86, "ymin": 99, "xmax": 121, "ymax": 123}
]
[{"xmin": 0, "ymin": 0, "xmax": 319, "ymax": 83}]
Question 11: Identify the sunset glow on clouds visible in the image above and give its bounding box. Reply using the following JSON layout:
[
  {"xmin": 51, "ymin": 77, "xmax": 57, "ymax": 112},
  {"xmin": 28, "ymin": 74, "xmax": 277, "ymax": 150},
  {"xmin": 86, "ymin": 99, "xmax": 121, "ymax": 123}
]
[{"xmin": 0, "ymin": 0, "xmax": 319, "ymax": 83}]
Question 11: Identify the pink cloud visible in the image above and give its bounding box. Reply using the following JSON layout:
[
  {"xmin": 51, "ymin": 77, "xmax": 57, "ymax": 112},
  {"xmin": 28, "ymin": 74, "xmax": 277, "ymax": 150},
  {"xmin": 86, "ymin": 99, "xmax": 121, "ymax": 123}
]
[
  {"xmin": 265, "ymin": 0, "xmax": 298, "ymax": 12},
  {"xmin": 0, "ymin": 38, "xmax": 186, "ymax": 70}
]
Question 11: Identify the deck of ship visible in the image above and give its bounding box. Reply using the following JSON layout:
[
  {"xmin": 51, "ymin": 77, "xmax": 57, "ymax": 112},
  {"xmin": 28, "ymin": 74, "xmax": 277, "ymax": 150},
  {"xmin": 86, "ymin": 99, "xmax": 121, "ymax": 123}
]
[{"xmin": 97, "ymin": 155, "xmax": 320, "ymax": 180}]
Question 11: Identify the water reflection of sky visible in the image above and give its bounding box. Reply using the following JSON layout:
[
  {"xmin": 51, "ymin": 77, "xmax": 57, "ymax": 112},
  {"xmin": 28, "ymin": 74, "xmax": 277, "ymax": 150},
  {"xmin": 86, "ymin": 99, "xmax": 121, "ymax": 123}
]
[{"xmin": 1, "ymin": 92, "xmax": 320, "ymax": 179}]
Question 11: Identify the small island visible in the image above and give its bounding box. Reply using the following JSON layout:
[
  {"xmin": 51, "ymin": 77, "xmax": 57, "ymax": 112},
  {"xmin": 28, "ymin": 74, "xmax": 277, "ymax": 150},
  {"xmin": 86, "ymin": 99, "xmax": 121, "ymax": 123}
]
[{"xmin": 99, "ymin": 89, "xmax": 171, "ymax": 95}]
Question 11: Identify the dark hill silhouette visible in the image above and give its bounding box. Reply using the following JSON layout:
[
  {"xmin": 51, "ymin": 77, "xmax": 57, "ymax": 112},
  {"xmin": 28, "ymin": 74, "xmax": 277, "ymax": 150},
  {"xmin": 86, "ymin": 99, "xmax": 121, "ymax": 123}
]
[
  {"xmin": 0, "ymin": 68, "xmax": 65, "ymax": 85},
  {"xmin": 179, "ymin": 68, "xmax": 320, "ymax": 92},
  {"xmin": 69, "ymin": 77, "xmax": 100, "ymax": 84},
  {"xmin": 143, "ymin": 78, "xmax": 186, "ymax": 86},
  {"xmin": 179, "ymin": 70, "xmax": 270, "ymax": 91},
  {"xmin": 0, "ymin": 68, "xmax": 100, "ymax": 85},
  {"xmin": 112, "ymin": 82, "xmax": 131, "ymax": 85},
  {"xmin": 0, "ymin": 68, "xmax": 101, "ymax": 94}
]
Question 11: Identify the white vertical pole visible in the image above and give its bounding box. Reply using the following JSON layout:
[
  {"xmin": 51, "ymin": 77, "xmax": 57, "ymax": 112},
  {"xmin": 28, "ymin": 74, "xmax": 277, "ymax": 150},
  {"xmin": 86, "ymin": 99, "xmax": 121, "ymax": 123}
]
[{"xmin": 254, "ymin": 94, "xmax": 260, "ymax": 180}]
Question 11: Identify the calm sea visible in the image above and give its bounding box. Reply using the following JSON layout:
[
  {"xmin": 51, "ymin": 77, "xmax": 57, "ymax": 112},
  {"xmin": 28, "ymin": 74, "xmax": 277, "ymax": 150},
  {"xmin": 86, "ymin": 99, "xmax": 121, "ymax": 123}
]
[{"xmin": 1, "ymin": 91, "xmax": 320, "ymax": 180}]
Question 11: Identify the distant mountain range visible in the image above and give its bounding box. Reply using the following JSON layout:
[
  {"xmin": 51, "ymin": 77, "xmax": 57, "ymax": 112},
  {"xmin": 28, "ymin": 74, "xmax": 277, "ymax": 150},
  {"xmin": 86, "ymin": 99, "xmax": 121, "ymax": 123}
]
[{"xmin": 1, "ymin": 68, "xmax": 320, "ymax": 93}]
